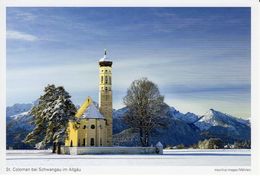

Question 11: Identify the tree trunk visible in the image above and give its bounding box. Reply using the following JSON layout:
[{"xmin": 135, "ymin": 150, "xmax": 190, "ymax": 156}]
[
  {"xmin": 145, "ymin": 133, "xmax": 149, "ymax": 147},
  {"xmin": 139, "ymin": 128, "xmax": 145, "ymax": 147},
  {"xmin": 52, "ymin": 142, "xmax": 56, "ymax": 153},
  {"xmin": 144, "ymin": 131, "xmax": 150, "ymax": 147},
  {"xmin": 57, "ymin": 142, "xmax": 61, "ymax": 154}
]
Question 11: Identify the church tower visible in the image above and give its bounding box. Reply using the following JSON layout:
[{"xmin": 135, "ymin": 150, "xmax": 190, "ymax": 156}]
[{"xmin": 99, "ymin": 50, "xmax": 113, "ymax": 146}]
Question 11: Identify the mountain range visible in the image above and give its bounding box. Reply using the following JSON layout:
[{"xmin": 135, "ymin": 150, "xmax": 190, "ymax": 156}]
[{"xmin": 6, "ymin": 102, "xmax": 250, "ymax": 149}]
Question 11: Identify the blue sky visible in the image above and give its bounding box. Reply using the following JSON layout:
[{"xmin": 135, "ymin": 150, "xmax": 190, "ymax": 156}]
[{"xmin": 6, "ymin": 7, "xmax": 251, "ymax": 118}]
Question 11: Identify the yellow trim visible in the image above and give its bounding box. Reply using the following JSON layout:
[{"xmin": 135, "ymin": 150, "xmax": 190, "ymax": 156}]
[{"xmin": 75, "ymin": 97, "xmax": 93, "ymax": 118}]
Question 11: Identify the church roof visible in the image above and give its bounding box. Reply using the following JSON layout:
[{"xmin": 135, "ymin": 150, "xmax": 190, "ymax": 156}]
[{"xmin": 82, "ymin": 102, "xmax": 104, "ymax": 119}]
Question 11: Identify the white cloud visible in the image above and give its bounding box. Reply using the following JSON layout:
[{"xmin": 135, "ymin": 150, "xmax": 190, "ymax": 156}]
[
  {"xmin": 7, "ymin": 30, "xmax": 38, "ymax": 42},
  {"xmin": 16, "ymin": 12, "xmax": 37, "ymax": 21}
]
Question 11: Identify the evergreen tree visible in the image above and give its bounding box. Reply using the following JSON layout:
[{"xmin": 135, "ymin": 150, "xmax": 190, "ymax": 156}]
[
  {"xmin": 24, "ymin": 84, "xmax": 76, "ymax": 153},
  {"xmin": 24, "ymin": 85, "xmax": 56, "ymax": 146}
]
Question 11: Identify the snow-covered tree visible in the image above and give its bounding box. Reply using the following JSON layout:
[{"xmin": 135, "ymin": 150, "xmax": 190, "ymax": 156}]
[
  {"xmin": 24, "ymin": 84, "xmax": 76, "ymax": 153},
  {"xmin": 123, "ymin": 78, "xmax": 169, "ymax": 147},
  {"xmin": 24, "ymin": 85, "xmax": 56, "ymax": 146}
]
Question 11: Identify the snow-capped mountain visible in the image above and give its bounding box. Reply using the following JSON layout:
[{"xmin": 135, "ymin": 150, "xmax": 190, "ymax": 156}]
[
  {"xmin": 6, "ymin": 103, "xmax": 34, "ymax": 149},
  {"xmin": 6, "ymin": 103, "xmax": 32, "ymax": 123},
  {"xmin": 194, "ymin": 109, "xmax": 250, "ymax": 131},
  {"xmin": 6, "ymin": 103, "xmax": 33, "ymax": 130},
  {"xmin": 112, "ymin": 106, "xmax": 199, "ymax": 123},
  {"xmin": 193, "ymin": 109, "xmax": 250, "ymax": 143},
  {"xmin": 6, "ymin": 102, "xmax": 251, "ymax": 149},
  {"xmin": 112, "ymin": 105, "xmax": 202, "ymax": 146},
  {"xmin": 8, "ymin": 111, "xmax": 33, "ymax": 130},
  {"xmin": 112, "ymin": 105, "xmax": 200, "ymax": 134},
  {"xmin": 113, "ymin": 107, "xmax": 128, "ymax": 118},
  {"xmin": 167, "ymin": 107, "xmax": 199, "ymax": 123}
]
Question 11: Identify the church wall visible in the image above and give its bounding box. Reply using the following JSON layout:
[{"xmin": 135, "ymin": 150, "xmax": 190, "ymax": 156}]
[
  {"xmin": 65, "ymin": 118, "xmax": 107, "ymax": 147},
  {"xmin": 65, "ymin": 120, "xmax": 78, "ymax": 147},
  {"xmin": 77, "ymin": 119, "xmax": 88, "ymax": 147},
  {"xmin": 86, "ymin": 119, "xmax": 97, "ymax": 146},
  {"xmin": 70, "ymin": 118, "xmax": 107, "ymax": 147}
]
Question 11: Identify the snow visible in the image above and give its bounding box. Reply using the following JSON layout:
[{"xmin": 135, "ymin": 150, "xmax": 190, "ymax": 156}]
[
  {"xmin": 194, "ymin": 109, "xmax": 250, "ymax": 130},
  {"xmin": 113, "ymin": 107, "xmax": 128, "ymax": 118},
  {"xmin": 11, "ymin": 111, "xmax": 30, "ymax": 120},
  {"xmin": 6, "ymin": 103, "xmax": 32, "ymax": 118},
  {"xmin": 168, "ymin": 107, "xmax": 199, "ymax": 123},
  {"xmin": 99, "ymin": 50, "xmax": 110, "ymax": 62},
  {"xmin": 180, "ymin": 112, "xmax": 199, "ymax": 123},
  {"xmin": 99, "ymin": 56, "xmax": 108, "ymax": 61},
  {"xmin": 82, "ymin": 103, "xmax": 104, "ymax": 119},
  {"xmin": 99, "ymin": 49, "xmax": 113, "ymax": 62},
  {"xmin": 156, "ymin": 142, "xmax": 163, "ymax": 147},
  {"xmin": 7, "ymin": 110, "xmax": 33, "ymax": 130},
  {"xmin": 6, "ymin": 149, "xmax": 250, "ymax": 167},
  {"xmin": 236, "ymin": 118, "xmax": 250, "ymax": 126}
]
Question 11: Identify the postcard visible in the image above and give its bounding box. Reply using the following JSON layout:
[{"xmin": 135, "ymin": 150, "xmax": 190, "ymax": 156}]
[{"xmin": 1, "ymin": 1, "xmax": 259, "ymax": 175}]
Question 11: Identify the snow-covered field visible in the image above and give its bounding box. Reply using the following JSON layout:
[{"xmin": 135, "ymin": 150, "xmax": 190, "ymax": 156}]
[{"xmin": 6, "ymin": 149, "xmax": 250, "ymax": 166}]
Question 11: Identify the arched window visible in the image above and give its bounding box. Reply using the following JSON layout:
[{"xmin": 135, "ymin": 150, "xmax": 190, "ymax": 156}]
[
  {"xmin": 91, "ymin": 125, "xmax": 95, "ymax": 129},
  {"xmin": 91, "ymin": 138, "xmax": 95, "ymax": 146},
  {"xmin": 105, "ymin": 76, "xmax": 108, "ymax": 84},
  {"xmin": 101, "ymin": 76, "xmax": 103, "ymax": 84},
  {"xmin": 105, "ymin": 87, "xmax": 107, "ymax": 91},
  {"xmin": 83, "ymin": 125, "xmax": 86, "ymax": 129},
  {"xmin": 70, "ymin": 140, "xmax": 73, "ymax": 147}
]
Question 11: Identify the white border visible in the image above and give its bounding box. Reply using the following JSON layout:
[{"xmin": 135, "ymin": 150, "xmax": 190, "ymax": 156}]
[
  {"xmin": 0, "ymin": 0, "xmax": 256, "ymax": 7},
  {"xmin": 0, "ymin": 0, "xmax": 6, "ymax": 174},
  {"xmin": 251, "ymin": 3, "xmax": 260, "ymax": 175},
  {"xmin": 1, "ymin": 0, "xmax": 259, "ymax": 175}
]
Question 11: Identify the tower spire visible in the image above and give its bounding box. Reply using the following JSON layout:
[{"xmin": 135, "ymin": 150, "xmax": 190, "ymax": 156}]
[
  {"xmin": 100, "ymin": 49, "xmax": 110, "ymax": 62},
  {"xmin": 99, "ymin": 49, "xmax": 112, "ymax": 65}
]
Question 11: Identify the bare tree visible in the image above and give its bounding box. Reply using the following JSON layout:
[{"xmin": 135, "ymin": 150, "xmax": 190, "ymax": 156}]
[{"xmin": 123, "ymin": 78, "xmax": 168, "ymax": 147}]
